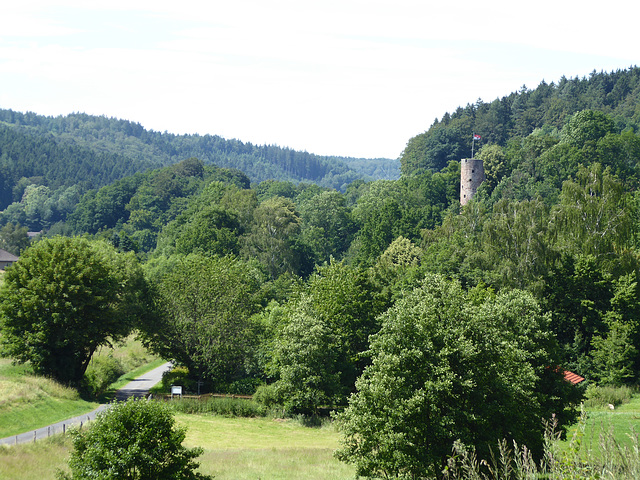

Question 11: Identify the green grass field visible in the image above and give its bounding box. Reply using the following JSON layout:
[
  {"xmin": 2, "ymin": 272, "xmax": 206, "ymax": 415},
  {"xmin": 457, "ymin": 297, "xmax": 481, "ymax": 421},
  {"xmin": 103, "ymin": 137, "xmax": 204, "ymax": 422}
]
[
  {"xmin": 178, "ymin": 415, "xmax": 355, "ymax": 480},
  {"xmin": 3, "ymin": 398, "xmax": 640, "ymax": 480},
  {"xmin": 0, "ymin": 415, "xmax": 356, "ymax": 480},
  {"xmin": 567, "ymin": 395, "xmax": 640, "ymax": 455}
]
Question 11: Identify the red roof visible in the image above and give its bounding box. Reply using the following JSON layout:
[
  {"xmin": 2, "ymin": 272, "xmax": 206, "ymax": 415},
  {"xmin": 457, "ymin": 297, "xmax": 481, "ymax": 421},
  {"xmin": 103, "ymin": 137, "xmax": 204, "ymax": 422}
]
[{"xmin": 563, "ymin": 370, "xmax": 585, "ymax": 385}]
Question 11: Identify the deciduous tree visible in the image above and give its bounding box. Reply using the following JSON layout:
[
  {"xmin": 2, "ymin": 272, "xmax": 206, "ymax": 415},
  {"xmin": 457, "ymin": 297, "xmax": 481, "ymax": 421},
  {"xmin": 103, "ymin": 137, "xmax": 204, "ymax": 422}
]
[
  {"xmin": 335, "ymin": 275, "xmax": 578, "ymax": 479},
  {"xmin": 143, "ymin": 254, "xmax": 264, "ymax": 392},
  {"xmin": 0, "ymin": 236, "xmax": 149, "ymax": 384}
]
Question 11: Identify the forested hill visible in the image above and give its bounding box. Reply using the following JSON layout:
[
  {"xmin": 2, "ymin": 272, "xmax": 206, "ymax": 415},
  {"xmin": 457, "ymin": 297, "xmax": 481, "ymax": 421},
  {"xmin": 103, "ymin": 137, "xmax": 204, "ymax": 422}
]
[
  {"xmin": 400, "ymin": 66, "xmax": 640, "ymax": 175},
  {"xmin": 0, "ymin": 108, "xmax": 399, "ymax": 203}
]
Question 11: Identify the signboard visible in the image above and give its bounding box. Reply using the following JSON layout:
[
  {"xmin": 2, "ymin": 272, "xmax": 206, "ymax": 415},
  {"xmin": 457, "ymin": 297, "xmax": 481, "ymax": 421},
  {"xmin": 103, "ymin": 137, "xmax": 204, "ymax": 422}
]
[{"xmin": 171, "ymin": 385, "xmax": 182, "ymax": 396}]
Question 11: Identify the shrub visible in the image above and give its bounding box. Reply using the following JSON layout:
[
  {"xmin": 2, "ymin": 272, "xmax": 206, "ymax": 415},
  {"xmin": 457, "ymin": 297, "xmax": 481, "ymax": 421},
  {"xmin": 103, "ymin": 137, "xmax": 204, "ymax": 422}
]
[
  {"xmin": 83, "ymin": 355, "xmax": 125, "ymax": 398},
  {"xmin": 168, "ymin": 396, "xmax": 267, "ymax": 417},
  {"xmin": 584, "ymin": 384, "xmax": 633, "ymax": 408},
  {"xmin": 58, "ymin": 397, "xmax": 211, "ymax": 480},
  {"xmin": 152, "ymin": 366, "xmax": 195, "ymax": 394}
]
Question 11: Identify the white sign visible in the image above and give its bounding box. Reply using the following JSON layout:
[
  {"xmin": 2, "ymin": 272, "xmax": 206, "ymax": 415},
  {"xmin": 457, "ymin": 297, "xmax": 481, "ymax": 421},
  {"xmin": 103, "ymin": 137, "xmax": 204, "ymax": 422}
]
[{"xmin": 171, "ymin": 385, "xmax": 182, "ymax": 396}]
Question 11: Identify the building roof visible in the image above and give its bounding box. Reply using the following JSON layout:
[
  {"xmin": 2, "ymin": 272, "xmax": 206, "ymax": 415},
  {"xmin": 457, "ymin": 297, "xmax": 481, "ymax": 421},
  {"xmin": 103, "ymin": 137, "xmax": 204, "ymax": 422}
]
[
  {"xmin": 563, "ymin": 370, "xmax": 585, "ymax": 385},
  {"xmin": 0, "ymin": 248, "xmax": 19, "ymax": 262}
]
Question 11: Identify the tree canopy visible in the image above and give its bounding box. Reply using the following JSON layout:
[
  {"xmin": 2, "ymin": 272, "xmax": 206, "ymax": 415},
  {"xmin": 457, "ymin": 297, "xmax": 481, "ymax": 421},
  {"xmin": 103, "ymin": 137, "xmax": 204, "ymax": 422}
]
[
  {"xmin": 335, "ymin": 275, "xmax": 579, "ymax": 479},
  {"xmin": 0, "ymin": 236, "xmax": 149, "ymax": 384}
]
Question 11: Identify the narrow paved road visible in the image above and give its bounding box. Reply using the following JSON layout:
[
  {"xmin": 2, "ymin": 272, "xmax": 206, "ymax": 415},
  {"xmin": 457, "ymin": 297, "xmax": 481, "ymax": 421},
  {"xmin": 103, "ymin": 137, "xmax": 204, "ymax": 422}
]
[{"xmin": 0, "ymin": 361, "xmax": 172, "ymax": 446}]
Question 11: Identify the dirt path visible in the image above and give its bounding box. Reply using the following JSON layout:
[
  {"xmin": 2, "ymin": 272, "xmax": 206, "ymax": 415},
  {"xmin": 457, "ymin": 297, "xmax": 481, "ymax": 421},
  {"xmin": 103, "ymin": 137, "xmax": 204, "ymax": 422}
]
[{"xmin": 0, "ymin": 361, "xmax": 172, "ymax": 446}]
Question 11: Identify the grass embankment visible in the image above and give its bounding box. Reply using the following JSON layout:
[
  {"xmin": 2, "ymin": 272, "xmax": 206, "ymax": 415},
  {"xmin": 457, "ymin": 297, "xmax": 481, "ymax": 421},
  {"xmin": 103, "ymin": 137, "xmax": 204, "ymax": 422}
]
[
  {"xmin": 0, "ymin": 359, "xmax": 98, "ymax": 438},
  {"xmin": 0, "ymin": 336, "xmax": 159, "ymax": 438}
]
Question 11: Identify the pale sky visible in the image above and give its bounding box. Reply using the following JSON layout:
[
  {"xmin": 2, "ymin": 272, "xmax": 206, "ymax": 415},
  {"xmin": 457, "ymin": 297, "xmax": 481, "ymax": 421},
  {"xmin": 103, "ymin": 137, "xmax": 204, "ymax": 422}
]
[{"xmin": 1, "ymin": 1, "xmax": 637, "ymax": 159}]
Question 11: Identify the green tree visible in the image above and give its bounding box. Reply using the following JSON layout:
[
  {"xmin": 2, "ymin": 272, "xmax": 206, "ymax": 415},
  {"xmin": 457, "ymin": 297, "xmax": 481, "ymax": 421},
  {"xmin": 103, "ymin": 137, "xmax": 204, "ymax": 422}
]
[
  {"xmin": 551, "ymin": 163, "xmax": 634, "ymax": 262},
  {"xmin": 476, "ymin": 143, "xmax": 507, "ymax": 190},
  {"xmin": 60, "ymin": 398, "xmax": 211, "ymax": 480},
  {"xmin": 241, "ymin": 196, "xmax": 302, "ymax": 278},
  {"xmin": 371, "ymin": 236, "xmax": 424, "ymax": 301},
  {"xmin": 0, "ymin": 236, "xmax": 149, "ymax": 384},
  {"xmin": 480, "ymin": 197, "xmax": 553, "ymax": 291},
  {"xmin": 144, "ymin": 254, "xmax": 264, "ymax": 392},
  {"xmin": 269, "ymin": 299, "xmax": 343, "ymax": 415},
  {"xmin": 590, "ymin": 272, "xmax": 640, "ymax": 385},
  {"xmin": 265, "ymin": 260, "xmax": 387, "ymax": 413},
  {"xmin": 0, "ymin": 222, "xmax": 30, "ymax": 255},
  {"xmin": 543, "ymin": 254, "xmax": 612, "ymax": 372},
  {"xmin": 335, "ymin": 275, "xmax": 578, "ymax": 479},
  {"xmin": 298, "ymin": 190, "xmax": 355, "ymax": 264},
  {"xmin": 173, "ymin": 206, "xmax": 241, "ymax": 256},
  {"xmin": 560, "ymin": 109, "xmax": 616, "ymax": 149}
]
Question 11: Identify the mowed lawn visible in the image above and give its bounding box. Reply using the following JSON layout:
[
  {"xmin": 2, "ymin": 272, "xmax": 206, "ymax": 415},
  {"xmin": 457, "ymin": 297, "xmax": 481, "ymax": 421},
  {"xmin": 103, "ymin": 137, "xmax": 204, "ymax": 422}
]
[{"xmin": 0, "ymin": 414, "xmax": 356, "ymax": 480}]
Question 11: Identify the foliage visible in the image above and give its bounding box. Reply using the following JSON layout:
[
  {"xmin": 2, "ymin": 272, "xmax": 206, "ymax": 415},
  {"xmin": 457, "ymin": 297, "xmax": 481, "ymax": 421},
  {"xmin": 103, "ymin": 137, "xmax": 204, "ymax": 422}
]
[
  {"xmin": 141, "ymin": 254, "xmax": 265, "ymax": 392},
  {"xmin": 59, "ymin": 398, "xmax": 211, "ymax": 480},
  {"xmin": 263, "ymin": 260, "xmax": 387, "ymax": 414},
  {"xmin": 0, "ymin": 222, "xmax": 30, "ymax": 255},
  {"xmin": 550, "ymin": 163, "xmax": 635, "ymax": 261},
  {"xmin": 583, "ymin": 384, "xmax": 633, "ymax": 408},
  {"xmin": 268, "ymin": 299, "xmax": 343, "ymax": 415},
  {"xmin": 83, "ymin": 355, "xmax": 126, "ymax": 398},
  {"xmin": 0, "ymin": 236, "xmax": 150, "ymax": 384},
  {"xmin": 168, "ymin": 396, "xmax": 268, "ymax": 417},
  {"xmin": 241, "ymin": 196, "xmax": 303, "ymax": 278},
  {"xmin": 334, "ymin": 275, "xmax": 579, "ymax": 479}
]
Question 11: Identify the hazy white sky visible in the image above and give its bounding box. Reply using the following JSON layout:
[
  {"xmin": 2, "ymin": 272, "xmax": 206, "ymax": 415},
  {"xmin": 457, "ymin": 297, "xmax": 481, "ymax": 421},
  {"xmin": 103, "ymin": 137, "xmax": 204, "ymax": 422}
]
[{"xmin": 1, "ymin": 1, "xmax": 637, "ymax": 159}]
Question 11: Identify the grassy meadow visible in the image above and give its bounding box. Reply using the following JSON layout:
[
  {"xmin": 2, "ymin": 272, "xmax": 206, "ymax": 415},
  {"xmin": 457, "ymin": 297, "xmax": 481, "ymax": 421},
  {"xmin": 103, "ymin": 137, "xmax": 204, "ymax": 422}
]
[
  {"xmin": 569, "ymin": 394, "xmax": 640, "ymax": 455},
  {"xmin": 4, "ymin": 396, "xmax": 640, "ymax": 479},
  {"xmin": 0, "ymin": 415, "xmax": 356, "ymax": 480}
]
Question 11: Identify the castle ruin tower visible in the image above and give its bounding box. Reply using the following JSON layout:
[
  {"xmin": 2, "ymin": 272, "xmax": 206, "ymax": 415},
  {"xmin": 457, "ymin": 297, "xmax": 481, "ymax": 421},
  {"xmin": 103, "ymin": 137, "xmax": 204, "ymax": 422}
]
[{"xmin": 460, "ymin": 158, "xmax": 485, "ymax": 206}]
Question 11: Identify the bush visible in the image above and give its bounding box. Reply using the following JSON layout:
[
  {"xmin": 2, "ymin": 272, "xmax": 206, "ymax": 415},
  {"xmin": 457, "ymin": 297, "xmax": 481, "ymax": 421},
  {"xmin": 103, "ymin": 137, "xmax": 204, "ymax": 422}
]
[
  {"xmin": 253, "ymin": 384, "xmax": 279, "ymax": 408},
  {"xmin": 584, "ymin": 384, "xmax": 633, "ymax": 408},
  {"xmin": 168, "ymin": 396, "xmax": 267, "ymax": 417},
  {"xmin": 59, "ymin": 397, "xmax": 211, "ymax": 480},
  {"xmin": 83, "ymin": 355, "xmax": 125, "ymax": 398},
  {"xmin": 151, "ymin": 366, "xmax": 195, "ymax": 394}
]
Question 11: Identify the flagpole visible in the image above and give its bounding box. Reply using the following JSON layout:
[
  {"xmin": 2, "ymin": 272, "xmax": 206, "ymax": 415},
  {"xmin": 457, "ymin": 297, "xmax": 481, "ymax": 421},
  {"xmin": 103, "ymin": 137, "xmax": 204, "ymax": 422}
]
[{"xmin": 472, "ymin": 135, "xmax": 475, "ymax": 158}]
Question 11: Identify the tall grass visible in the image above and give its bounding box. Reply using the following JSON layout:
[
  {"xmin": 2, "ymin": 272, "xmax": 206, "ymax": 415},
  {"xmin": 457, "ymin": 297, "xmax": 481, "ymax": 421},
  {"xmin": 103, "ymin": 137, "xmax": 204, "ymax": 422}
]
[
  {"xmin": 443, "ymin": 408, "xmax": 640, "ymax": 479},
  {"xmin": 0, "ymin": 434, "xmax": 72, "ymax": 480},
  {"xmin": 167, "ymin": 396, "xmax": 268, "ymax": 417},
  {"xmin": 583, "ymin": 383, "xmax": 634, "ymax": 408}
]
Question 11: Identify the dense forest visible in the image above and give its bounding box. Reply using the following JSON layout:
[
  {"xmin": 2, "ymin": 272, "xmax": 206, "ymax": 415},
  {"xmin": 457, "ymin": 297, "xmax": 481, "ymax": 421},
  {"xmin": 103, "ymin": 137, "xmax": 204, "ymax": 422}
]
[
  {"xmin": 3, "ymin": 66, "xmax": 640, "ymax": 477},
  {"xmin": 0, "ymin": 108, "xmax": 399, "ymax": 218}
]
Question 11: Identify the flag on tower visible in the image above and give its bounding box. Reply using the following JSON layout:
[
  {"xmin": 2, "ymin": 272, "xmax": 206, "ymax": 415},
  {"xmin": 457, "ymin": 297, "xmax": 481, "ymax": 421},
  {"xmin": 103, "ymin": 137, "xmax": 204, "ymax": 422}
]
[{"xmin": 473, "ymin": 134, "xmax": 482, "ymax": 140}]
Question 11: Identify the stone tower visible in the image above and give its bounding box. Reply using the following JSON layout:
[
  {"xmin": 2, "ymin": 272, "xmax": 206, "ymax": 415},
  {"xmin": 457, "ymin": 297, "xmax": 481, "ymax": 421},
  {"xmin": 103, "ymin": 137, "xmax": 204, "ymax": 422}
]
[{"xmin": 460, "ymin": 158, "xmax": 485, "ymax": 206}]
